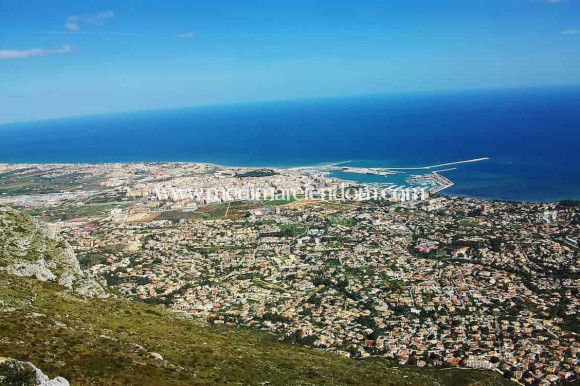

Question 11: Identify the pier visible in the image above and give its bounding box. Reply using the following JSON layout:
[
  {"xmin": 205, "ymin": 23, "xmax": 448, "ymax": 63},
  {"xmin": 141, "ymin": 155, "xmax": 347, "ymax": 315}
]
[
  {"xmin": 384, "ymin": 157, "xmax": 489, "ymax": 170},
  {"xmin": 317, "ymin": 157, "xmax": 489, "ymax": 175}
]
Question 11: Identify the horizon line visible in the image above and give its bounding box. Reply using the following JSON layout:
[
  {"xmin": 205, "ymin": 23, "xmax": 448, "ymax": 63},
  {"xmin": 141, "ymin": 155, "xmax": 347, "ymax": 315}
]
[{"xmin": 1, "ymin": 82, "xmax": 579, "ymax": 127}]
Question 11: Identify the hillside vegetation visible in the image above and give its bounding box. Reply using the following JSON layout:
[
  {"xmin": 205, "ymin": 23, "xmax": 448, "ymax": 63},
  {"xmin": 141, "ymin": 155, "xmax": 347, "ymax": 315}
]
[
  {"xmin": 0, "ymin": 274, "xmax": 511, "ymax": 385},
  {"xmin": 0, "ymin": 206, "xmax": 509, "ymax": 385}
]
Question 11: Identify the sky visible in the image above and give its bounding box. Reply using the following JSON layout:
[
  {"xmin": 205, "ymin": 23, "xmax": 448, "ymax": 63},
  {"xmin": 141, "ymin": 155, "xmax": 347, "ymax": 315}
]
[{"xmin": 1, "ymin": 0, "xmax": 579, "ymax": 124}]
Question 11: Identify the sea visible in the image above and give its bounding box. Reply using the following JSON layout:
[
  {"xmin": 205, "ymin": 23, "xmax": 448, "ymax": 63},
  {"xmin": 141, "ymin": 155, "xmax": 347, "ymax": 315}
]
[{"xmin": 1, "ymin": 86, "xmax": 579, "ymax": 203}]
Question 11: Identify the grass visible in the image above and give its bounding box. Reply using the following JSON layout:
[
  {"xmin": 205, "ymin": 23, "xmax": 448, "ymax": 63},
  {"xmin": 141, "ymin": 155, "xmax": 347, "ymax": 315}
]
[
  {"xmin": 0, "ymin": 171, "xmax": 98, "ymax": 197},
  {"xmin": 252, "ymin": 278, "xmax": 270, "ymax": 287},
  {"xmin": 458, "ymin": 219, "xmax": 480, "ymax": 228},
  {"xmin": 278, "ymin": 224, "xmax": 306, "ymax": 237},
  {"xmin": 0, "ymin": 273, "xmax": 510, "ymax": 385},
  {"xmin": 261, "ymin": 196, "xmax": 300, "ymax": 206},
  {"xmin": 23, "ymin": 204, "xmax": 119, "ymax": 221},
  {"xmin": 331, "ymin": 217, "xmax": 357, "ymax": 226}
]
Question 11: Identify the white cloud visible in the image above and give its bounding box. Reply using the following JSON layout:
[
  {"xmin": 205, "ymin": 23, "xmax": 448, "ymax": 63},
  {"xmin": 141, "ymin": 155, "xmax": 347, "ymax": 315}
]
[
  {"xmin": 560, "ymin": 29, "xmax": 580, "ymax": 35},
  {"xmin": 65, "ymin": 10, "xmax": 114, "ymax": 31},
  {"xmin": 65, "ymin": 21, "xmax": 81, "ymax": 31},
  {"xmin": 0, "ymin": 44, "xmax": 72, "ymax": 60},
  {"xmin": 176, "ymin": 32, "xmax": 195, "ymax": 39},
  {"xmin": 47, "ymin": 31, "xmax": 140, "ymax": 37}
]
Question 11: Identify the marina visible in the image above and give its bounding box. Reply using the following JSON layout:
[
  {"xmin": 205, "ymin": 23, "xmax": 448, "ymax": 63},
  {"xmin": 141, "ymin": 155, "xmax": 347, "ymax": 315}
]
[{"xmin": 309, "ymin": 158, "xmax": 487, "ymax": 194}]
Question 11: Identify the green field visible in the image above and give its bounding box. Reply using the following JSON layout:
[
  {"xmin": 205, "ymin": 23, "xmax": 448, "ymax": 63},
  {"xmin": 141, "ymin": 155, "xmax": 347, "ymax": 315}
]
[{"xmin": 23, "ymin": 204, "xmax": 122, "ymax": 221}]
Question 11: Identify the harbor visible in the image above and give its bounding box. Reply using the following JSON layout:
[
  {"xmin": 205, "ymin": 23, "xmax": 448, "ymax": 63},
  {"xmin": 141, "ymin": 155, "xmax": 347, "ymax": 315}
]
[{"xmin": 309, "ymin": 158, "xmax": 488, "ymax": 194}]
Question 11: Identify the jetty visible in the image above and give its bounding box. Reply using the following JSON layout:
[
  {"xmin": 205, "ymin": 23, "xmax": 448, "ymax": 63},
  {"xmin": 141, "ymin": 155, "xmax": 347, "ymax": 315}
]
[{"xmin": 385, "ymin": 158, "xmax": 489, "ymax": 171}]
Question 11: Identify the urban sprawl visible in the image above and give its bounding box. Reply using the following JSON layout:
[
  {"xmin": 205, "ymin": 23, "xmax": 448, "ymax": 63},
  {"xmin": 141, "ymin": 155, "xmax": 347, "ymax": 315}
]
[{"xmin": 1, "ymin": 162, "xmax": 579, "ymax": 385}]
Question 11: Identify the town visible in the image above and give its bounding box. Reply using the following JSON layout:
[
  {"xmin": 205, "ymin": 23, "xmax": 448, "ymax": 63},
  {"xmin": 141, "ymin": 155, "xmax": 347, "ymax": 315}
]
[{"xmin": 1, "ymin": 162, "xmax": 579, "ymax": 385}]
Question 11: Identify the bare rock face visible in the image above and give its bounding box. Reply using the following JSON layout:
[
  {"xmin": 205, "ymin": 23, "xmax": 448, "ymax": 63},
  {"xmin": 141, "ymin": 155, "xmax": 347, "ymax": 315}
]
[
  {"xmin": 6, "ymin": 257, "xmax": 57, "ymax": 282},
  {"xmin": 0, "ymin": 206, "xmax": 107, "ymax": 298},
  {"xmin": 0, "ymin": 357, "xmax": 69, "ymax": 386}
]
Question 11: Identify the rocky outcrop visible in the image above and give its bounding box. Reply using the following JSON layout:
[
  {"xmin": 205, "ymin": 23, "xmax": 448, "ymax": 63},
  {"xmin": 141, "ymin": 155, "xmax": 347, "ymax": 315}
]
[
  {"xmin": 150, "ymin": 352, "xmax": 164, "ymax": 361},
  {"xmin": 0, "ymin": 206, "xmax": 107, "ymax": 298},
  {"xmin": 0, "ymin": 357, "xmax": 69, "ymax": 386}
]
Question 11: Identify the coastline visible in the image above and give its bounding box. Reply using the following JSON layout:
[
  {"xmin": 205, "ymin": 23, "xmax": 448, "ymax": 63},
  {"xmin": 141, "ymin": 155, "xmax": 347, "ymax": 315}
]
[
  {"xmin": 1, "ymin": 159, "xmax": 577, "ymax": 204},
  {"xmin": 1, "ymin": 88, "xmax": 579, "ymax": 204}
]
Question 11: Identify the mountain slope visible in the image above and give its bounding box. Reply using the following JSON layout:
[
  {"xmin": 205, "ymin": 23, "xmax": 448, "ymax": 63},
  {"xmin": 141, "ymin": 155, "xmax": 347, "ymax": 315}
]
[
  {"xmin": 0, "ymin": 273, "xmax": 511, "ymax": 385},
  {"xmin": 0, "ymin": 206, "xmax": 106, "ymax": 298},
  {"xmin": 0, "ymin": 207, "xmax": 510, "ymax": 385}
]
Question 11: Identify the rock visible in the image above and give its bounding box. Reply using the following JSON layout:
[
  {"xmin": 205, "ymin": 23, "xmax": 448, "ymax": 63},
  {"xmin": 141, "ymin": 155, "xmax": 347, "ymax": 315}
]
[
  {"xmin": 6, "ymin": 258, "xmax": 57, "ymax": 282},
  {"xmin": 150, "ymin": 352, "xmax": 164, "ymax": 361},
  {"xmin": 42, "ymin": 376, "xmax": 70, "ymax": 386},
  {"xmin": 0, "ymin": 206, "xmax": 108, "ymax": 299},
  {"xmin": 0, "ymin": 357, "xmax": 69, "ymax": 385}
]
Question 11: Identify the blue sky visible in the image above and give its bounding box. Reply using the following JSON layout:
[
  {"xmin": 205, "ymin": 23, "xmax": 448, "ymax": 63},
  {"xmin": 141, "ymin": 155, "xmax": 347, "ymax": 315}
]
[{"xmin": 1, "ymin": 0, "xmax": 579, "ymax": 124}]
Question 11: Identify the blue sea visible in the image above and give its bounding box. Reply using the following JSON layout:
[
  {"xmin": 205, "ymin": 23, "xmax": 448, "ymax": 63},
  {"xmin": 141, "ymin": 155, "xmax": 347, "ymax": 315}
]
[{"xmin": 1, "ymin": 86, "xmax": 579, "ymax": 202}]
